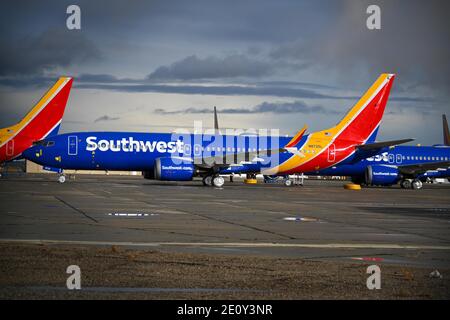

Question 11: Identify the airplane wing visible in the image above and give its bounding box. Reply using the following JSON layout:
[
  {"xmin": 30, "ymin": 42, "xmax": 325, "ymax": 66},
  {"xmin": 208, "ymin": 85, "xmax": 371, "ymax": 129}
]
[
  {"xmin": 350, "ymin": 138, "xmax": 414, "ymax": 164},
  {"xmin": 356, "ymin": 138, "xmax": 414, "ymax": 151},
  {"xmin": 194, "ymin": 148, "xmax": 283, "ymax": 170},
  {"xmin": 397, "ymin": 161, "xmax": 450, "ymax": 176}
]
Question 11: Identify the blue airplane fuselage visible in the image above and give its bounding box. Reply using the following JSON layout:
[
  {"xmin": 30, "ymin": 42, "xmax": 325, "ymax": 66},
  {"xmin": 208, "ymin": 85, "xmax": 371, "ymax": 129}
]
[{"xmin": 23, "ymin": 132, "xmax": 450, "ymax": 185}]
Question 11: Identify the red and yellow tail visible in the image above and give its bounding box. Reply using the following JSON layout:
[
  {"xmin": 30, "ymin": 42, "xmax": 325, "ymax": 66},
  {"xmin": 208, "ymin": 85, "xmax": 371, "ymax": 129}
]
[
  {"xmin": 0, "ymin": 77, "xmax": 73, "ymax": 163},
  {"xmin": 322, "ymin": 73, "xmax": 395, "ymax": 144},
  {"xmin": 264, "ymin": 74, "xmax": 395, "ymax": 175}
]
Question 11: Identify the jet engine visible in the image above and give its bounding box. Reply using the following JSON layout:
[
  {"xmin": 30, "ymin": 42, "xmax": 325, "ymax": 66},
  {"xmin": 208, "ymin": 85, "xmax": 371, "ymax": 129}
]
[
  {"xmin": 153, "ymin": 157, "xmax": 195, "ymax": 181},
  {"xmin": 365, "ymin": 165, "xmax": 400, "ymax": 186}
]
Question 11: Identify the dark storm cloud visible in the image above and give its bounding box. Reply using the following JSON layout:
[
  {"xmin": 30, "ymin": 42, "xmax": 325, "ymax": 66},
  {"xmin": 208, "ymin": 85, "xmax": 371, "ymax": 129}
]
[
  {"xmin": 147, "ymin": 54, "xmax": 275, "ymax": 80},
  {"xmin": 94, "ymin": 115, "xmax": 120, "ymax": 122},
  {"xmin": 0, "ymin": 72, "xmax": 434, "ymax": 104},
  {"xmin": 75, "ymin": 82, "xmax": 340, "ymax": 99},
  {"xmin": 0, "ymin": 75, "xmax": 55, "ymax": 88},
  {"xmin": 73, "ymin": 78, "xmax": 431, "ymax": 102},
  {"xmin": 78, "ymin": 73, "xmax": 120, "ymax": 83},
  {"xmin": 270, "ymin": 0, "xmax": 450, "ymax": 93},
  {"xmin": 155, "ymin": 100, "xmax": 336, "ymax": 115},
  {"xmin": 0, "ymin": 29, "xmax": 101, "ymax": 76}
]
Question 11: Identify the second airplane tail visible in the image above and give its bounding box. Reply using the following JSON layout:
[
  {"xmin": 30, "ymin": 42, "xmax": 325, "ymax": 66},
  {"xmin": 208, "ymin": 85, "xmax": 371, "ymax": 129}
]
[
  {"xmin": 323, "ymin": 73, "xmax": 395, "ymax": 145},
  {"xmin": 443, "ymin": 114, "xmax": 449, "ymax": 146}
]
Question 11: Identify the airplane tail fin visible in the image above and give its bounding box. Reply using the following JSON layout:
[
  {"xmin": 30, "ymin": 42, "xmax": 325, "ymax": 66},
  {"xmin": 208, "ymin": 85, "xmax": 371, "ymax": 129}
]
[
  {"xmin": 214, "ymin": 106, "xmax": 219, "ymax": 132},
  {"xmin": 443, "ymin": 114, "xmax": 449, "ymax": 146},
  {"xmin": 323, "ymin": 73, "xmax": 395, "ymax": 145},
  {"xmin": 0, "ymin": 77, "xmax": 72, "ymax": 162},
  {"xmin": 15, "ymin": 77, "xmax": 72, "ymax": 140}
]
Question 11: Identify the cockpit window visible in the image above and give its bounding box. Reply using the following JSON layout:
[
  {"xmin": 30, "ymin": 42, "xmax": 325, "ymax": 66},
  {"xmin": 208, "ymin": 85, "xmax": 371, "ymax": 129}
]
[{"xmin": 32, "ymin": 140, "xmax": 45, "ymax": 146}]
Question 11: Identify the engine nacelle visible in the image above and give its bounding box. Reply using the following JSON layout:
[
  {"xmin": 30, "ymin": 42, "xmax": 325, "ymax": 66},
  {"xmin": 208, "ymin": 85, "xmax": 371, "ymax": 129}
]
[
  {"xmin": 154, "ymin": 157, "xmax": 194, "ymax": 181},
  {"xmin": 365, "ymin": 165, "xmax": 400, "ymax": 186}
]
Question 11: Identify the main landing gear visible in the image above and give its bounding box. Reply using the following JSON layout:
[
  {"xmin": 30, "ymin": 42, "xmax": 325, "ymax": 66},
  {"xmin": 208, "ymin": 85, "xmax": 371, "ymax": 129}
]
[
  {"xmin": 58, "ymin": 173, "xmax": 66, "ymax": 184},
  {"xmin": 202, "ymin": 174, "xmax": 225, "ymax": 188},
  {"xmin": 400, "ymin": 179, "xmax": 423, "ymax": 190}
]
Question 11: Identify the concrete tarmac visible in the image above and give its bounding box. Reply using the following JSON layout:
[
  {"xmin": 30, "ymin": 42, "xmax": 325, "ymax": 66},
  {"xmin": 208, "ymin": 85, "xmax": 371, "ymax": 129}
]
[
  {"xmin": 1, "ymin": 174, "xmax": 450, "ymax": 266},
  {"xmin": 0, "ymin": 174, "xmax": 450, "ymax": 298}
]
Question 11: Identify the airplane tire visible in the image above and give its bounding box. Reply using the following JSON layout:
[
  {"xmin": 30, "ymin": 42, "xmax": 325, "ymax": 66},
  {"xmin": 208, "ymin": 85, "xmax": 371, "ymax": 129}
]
[
  {"xmin": 400, "ymin": 180, "xmax": 411, "ymax": 189},
  {"xmin": 203, "ymin": 175, "xmax": 213, "ymax": 186},
  {"xmin": 58, "ymin": 175, "xmax": 66, "ymax": 184},
  {"xmin": 212, "ymin": 175, "xmax": 225, "ymax": 188},
  {"xmin": 411, "ymin": 179, "xmax": 423, "ymax": 190},
  {"xmin": 284, "ymin": 179, "xmax": 292, "ymax": 187}
]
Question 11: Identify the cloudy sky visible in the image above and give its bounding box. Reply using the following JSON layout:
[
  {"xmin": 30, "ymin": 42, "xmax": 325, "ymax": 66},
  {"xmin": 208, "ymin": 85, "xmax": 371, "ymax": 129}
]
[{"xmin": 0, "ymin": 0, "xmax": 449, "ymax": 144}]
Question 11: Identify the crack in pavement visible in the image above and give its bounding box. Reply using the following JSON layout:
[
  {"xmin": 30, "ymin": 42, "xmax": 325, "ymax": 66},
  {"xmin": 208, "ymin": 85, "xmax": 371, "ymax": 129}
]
[{"xmin": 54, "ymin": 196, "xmax": 99, "ymax": 223}]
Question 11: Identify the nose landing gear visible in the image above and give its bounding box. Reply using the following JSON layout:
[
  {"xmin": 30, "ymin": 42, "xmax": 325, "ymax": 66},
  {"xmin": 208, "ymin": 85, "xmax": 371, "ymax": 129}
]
[{"xmin": 58, "ymin": 173, "xmax": 66, "ymax": 183}]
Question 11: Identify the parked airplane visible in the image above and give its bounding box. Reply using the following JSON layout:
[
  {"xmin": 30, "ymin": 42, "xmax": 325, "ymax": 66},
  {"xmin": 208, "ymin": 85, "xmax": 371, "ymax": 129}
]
[
  {"xmin": 0, "ymin": 77, "xmax": 73, "ymax": 165},
  {"xmin": 284, "ymin": 114, "xmax": 450, "ymax": 190},
  {"xmin": 23, "ymin": 74, "xmax": 402, "ymax": 187},
  {"xmin": 316, "ymin": 146, "xmax": 450, "ymax": 189}
]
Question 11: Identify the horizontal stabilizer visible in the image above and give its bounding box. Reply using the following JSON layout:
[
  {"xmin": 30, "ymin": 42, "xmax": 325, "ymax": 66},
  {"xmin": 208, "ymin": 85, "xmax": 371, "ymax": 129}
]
[
  {"xmin": 196, "ymin": 148, "xmax": 283, "ymax": 169},
  {"xmin": 356, "ymin": 138, "xmax": 414, "ymax": 151}
]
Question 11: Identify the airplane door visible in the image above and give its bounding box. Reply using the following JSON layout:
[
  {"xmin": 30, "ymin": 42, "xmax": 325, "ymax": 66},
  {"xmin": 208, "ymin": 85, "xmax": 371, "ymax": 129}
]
[
  {"xmin": 194, "ymin": 144, "xmax": 202, "ymax": 157},
  {"xmin": 388, "ymin": 154, "xmax": 395, "ymax": 164},
  {"xmin": 396, "ymin": 154, "xmax": 402, "ymax": 164},
  {"xmin": 68, "ymin": 135, "xmax": 78, "ymax": 155},
  {"xmin": 6, "ymin": 139, "xmax": 14, "ymax": 157},
  {"xmin": 327, "ymin": 144, "xmax": 335, "ymax": 162}
]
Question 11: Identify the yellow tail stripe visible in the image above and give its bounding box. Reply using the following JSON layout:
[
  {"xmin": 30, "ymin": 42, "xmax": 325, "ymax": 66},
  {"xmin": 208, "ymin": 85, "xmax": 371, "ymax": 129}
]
[
  {"xmin": 266, "ymin": 74, "xmax": 392, "ymax": 174},
  {"xmin": 0, "ymin": 77, "xmax": 71, "ymax": 146}
]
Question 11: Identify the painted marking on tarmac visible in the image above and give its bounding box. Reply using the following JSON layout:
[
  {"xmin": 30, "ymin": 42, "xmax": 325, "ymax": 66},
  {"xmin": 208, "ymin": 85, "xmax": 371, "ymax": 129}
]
[
  {"xmin": 1, "ymin": 239, "xmax": 450, "ymax": 250},
  {"xmin": 351, "ymin": 257, "xmax": 384, "ymax": 262},
  {"xmin": 283, "ymin": 217, "xmax": 318, "ymax": 222},
  {"xmin": 107, "ymin": 213, "xmax": 159, "ymax": 217}
]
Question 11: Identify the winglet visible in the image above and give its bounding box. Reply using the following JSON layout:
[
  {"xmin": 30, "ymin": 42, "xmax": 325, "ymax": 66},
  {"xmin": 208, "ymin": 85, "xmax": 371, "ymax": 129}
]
[
  {"xmin": 443, "ymin": 114, "xmax": 449, "ymax": 146},
  {"xmin": 214, "ymin": 106, "xmax": 219, "ymax": 132},
  {"xmin": 285, "ymin": 125, "xmax": 308, "ymax": 148}
]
